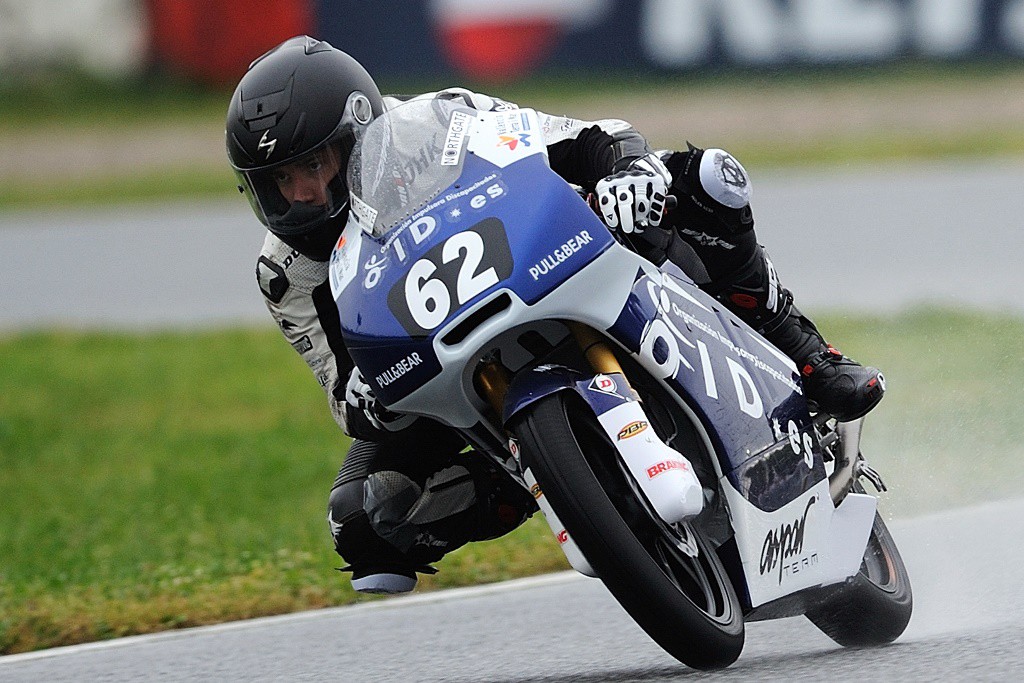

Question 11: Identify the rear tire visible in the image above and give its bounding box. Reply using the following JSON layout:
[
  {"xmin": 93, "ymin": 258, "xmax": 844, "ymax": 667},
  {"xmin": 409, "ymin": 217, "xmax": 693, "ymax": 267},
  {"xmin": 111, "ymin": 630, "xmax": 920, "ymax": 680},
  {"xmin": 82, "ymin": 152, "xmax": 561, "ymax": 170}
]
[
  {"xmin": 513, "ymin": 391, "xmax": 744, "ymax": 670},
  {"xmin": 805, "ymin": 498, "xmax": 913, "ymax": 647}
]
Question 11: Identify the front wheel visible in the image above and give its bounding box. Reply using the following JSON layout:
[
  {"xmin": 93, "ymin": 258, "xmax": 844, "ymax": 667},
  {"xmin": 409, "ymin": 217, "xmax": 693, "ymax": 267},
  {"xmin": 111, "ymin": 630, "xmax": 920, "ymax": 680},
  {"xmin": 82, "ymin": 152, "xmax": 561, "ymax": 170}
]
[
  {"xmin": 805, "ymin": 496, "xmax": 913, "ymax": 647},
  {"xmin": 513, "ymin": 392, "xmax": 744, "ymax": 670}
]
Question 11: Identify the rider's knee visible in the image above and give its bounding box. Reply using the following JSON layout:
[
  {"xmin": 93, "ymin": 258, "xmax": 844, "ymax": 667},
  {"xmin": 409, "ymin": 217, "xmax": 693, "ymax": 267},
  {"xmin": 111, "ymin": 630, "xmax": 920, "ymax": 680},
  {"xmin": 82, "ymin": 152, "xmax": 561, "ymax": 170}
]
[
  {"xmin": 327, "ymin": 478, "xmax": 426, "ymax": 594},
  {"xmin": 665, "ymin": 145, "xmax": 754, "ymax": 236},
  {"xmin": 363, "ymin": 462, "xmax": 480, "ymax": 557},
  {"xmin": 327, "ymin": 445, "xmax": 536, "ymax": 594}
]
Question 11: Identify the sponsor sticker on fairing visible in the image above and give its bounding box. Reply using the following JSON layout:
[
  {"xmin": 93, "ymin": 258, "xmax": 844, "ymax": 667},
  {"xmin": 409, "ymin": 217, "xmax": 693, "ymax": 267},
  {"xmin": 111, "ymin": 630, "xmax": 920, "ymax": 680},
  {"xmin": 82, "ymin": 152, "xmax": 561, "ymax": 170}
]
[
  {"xmin": 759, "ymin": 495, "xmax": 818, "ymax": 585},
  {"xmin": 374, "ymin": 351, "xmax": 424, "ymax": 389},
  {"xmin": 646, "ymin": 459, "xmax": 690, "ymax": 479},
  {"xmin": 589, "ymin": 374, "xmax": 620, "ymax": 397},
  {"xmin": 442, "ymin": 110, "xmax": 471, "ymax": 166},
  {"xmin": 528, "ymin": 229, "xmax": 593, "ymax": 281},
  {"xmin": 328, "ymin": 229, "xmax": 362, "ymax": 298},
  {"xmin": 350, "ymin": 193, "xmax": 378, "ymax": 233},
  {"xmin": 617, "ymin": 420, "xmax": 648, "ymax": 440}
]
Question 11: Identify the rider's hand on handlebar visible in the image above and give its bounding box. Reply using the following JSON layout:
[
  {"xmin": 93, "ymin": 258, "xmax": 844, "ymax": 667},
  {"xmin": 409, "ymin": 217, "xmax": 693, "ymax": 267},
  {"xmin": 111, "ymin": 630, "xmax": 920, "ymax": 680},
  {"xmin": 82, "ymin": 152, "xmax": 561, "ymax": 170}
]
[
  {"xmin": 344, "ymin": 369, "xmax": 416, "ymax": 435},
  {"xmin": 595, "ymin": 153, "xmax": 672, "ymax": 235}
]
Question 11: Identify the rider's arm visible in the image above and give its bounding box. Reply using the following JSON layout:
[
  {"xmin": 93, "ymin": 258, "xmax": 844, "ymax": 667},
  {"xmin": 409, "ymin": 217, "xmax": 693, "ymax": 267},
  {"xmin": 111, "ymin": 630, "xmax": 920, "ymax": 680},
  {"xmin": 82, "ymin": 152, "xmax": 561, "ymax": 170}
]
[
  {"xmin": 392, "ymin": 88, "xmax": 653, "ymax": 188},
  {"xmin": 539, "ymin": 114, "xmax": 653, "ymax": 188},
  {"xmin": 256, "ymin": 232, "xmax": 355, "ymax": 434}
]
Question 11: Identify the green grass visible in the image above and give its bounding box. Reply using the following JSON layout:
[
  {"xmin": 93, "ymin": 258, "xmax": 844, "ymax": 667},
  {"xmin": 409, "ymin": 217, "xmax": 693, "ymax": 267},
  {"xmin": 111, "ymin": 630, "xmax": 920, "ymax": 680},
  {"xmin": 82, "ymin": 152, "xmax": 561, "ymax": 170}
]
[
  {"xmin": 0, "ymin": 167, "xmax": 240, "ymax": 209},
  {"xmin": 1, "ymin": 309, "xmax": 1022, "ymax": 653},
  {"xmin": 821, "ymin": 309, "xmax": 1024, "ymax": 517},
  {"xmin": 0, "ymin": 328, "xmax": 566, "ymax": 654}
]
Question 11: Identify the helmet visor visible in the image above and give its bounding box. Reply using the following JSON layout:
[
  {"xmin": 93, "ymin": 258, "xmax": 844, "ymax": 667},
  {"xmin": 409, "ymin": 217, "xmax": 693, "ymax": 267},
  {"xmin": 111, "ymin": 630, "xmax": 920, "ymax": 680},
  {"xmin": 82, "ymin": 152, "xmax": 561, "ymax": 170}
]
[{"xmin": 238, "ymin": 135, "xmax": 354, "ymax": 236}]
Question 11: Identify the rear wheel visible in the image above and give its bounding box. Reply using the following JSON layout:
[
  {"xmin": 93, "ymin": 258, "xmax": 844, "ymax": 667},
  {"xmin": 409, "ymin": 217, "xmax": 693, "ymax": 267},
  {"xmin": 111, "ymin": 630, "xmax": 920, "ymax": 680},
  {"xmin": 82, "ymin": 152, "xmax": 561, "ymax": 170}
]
[
  {"xmin": 805, "ymin": 489, "xmax": 913, "ymax": 647},
  {"xmin": 513, "ymin": 391, "xmax": 744, "ymax": 670}
]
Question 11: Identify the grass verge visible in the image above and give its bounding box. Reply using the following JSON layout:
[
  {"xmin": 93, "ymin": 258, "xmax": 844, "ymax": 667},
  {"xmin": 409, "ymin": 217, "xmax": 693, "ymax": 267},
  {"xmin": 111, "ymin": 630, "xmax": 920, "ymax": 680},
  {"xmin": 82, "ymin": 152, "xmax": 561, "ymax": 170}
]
[{"xmin": 1, "ymin": 309, "xmax": 1022, "ymax": 653}]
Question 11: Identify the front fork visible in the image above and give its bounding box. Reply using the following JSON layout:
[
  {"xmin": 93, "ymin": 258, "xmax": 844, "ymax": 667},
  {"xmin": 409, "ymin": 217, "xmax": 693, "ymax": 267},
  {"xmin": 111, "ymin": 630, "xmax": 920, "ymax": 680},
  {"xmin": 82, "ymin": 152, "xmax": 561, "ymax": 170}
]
[
  {"xmin": 474, "ymin": 324, "xmax": 704, "ymax": 576},
  {"xmin": 474, "ymin": 325, "xmax": 610, "ymax": 578},
  {"xmin": 474, "ymin": 323, "xmax": 627, "ymax": 418}
]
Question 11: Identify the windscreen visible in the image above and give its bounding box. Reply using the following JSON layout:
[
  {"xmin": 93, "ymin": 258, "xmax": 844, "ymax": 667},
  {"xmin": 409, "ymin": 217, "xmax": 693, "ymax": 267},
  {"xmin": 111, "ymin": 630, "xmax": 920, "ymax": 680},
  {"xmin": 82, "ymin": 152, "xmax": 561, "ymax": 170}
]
[{"xmin": 346, "ymin": 98, "xmax": 472, "ymax": 236}]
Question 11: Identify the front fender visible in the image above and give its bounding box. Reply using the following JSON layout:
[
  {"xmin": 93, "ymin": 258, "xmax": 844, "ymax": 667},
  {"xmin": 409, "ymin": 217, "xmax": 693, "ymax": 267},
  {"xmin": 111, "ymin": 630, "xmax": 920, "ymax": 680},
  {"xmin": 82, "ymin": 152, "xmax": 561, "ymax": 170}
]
[
  {"xmin": 504, "ymin": 364, "xmax": 705, "ymax": 525},
  {"xmin": 502, "ymin": 365, "xmax": 638, "ymax": 426}
]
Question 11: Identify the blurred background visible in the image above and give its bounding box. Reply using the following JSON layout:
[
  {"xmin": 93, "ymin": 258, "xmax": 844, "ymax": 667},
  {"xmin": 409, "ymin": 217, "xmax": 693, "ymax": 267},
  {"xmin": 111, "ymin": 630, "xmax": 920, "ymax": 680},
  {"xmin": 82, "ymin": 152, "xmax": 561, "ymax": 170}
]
[
  {"xmin": 7, "ymin": 0, "xmax": 1024, "ymax": 82},
  {"xmin": 0, "ymin": 0, "xmax": 1022, "ymax": 655}
]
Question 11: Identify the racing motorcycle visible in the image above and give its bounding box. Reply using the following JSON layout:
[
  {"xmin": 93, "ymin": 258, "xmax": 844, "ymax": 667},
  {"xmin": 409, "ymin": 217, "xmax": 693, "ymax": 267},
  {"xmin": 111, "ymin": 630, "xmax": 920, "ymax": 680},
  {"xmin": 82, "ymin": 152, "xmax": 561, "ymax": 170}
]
[{"xmin": 329, "ymin": 99, "xmax": 912, "ymax": 670}]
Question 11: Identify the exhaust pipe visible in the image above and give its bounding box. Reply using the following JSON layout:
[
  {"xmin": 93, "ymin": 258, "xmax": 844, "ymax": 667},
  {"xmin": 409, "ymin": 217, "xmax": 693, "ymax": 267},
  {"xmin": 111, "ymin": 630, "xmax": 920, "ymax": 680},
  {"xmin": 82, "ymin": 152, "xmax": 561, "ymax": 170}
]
[{"xmin": 829, "ymin": 418, "xmax": 863, "ymax": 505}]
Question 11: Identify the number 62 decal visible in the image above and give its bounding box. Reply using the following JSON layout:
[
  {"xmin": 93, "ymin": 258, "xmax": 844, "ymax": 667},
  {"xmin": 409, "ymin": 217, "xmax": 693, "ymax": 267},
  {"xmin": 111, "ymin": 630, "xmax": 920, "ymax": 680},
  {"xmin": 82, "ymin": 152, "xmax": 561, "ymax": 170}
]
[{"xmin": 387, "ymin": 217, "xmax": 513, "ymax": 336}]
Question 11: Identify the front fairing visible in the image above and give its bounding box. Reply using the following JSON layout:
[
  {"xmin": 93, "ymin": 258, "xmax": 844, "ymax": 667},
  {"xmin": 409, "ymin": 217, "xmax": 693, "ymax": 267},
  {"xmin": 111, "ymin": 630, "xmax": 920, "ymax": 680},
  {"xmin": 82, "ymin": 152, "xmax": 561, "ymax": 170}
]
[{"xmin": 330, "ymin": 104, "xmax": 614, "ymax": 406}]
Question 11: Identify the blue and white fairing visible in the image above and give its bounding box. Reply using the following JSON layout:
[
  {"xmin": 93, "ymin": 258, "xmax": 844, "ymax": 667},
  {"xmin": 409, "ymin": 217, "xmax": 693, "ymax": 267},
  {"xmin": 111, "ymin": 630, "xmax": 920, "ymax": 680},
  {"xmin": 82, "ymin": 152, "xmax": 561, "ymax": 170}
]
[
  {"xmin": 331, "ymin": 100, "xmax": 615, "ymax": 407},
  {"xmin": 330, "ymin": 99, "xmax": 815, "ymax": 497},
  {"xmin": 330, "ymin": 100, "xmax": 874, "ymax": 607}
]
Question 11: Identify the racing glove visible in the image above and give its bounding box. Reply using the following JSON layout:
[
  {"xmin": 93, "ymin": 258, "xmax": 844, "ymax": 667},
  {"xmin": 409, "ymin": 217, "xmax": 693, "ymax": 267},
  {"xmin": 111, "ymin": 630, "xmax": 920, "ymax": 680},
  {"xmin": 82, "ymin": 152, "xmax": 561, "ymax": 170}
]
[
  {"xmin": 344, "ymin": 369, "xmax": 417, "ymax": 437},
  {"xmin": 595, "ymin": 153, "xmax": 672, "ymax": 234}
]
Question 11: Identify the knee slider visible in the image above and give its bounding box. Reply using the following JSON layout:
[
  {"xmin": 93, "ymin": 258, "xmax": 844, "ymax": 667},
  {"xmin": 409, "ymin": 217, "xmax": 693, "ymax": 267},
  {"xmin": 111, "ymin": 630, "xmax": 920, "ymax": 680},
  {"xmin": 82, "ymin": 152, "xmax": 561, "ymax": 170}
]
[
  {"xmin": 328, "ymin": 506, "xmax": 422, "ymax": 595},
  {"xmin": 328, "ymin": 480, "xmax": 431, "ymax": 590}
]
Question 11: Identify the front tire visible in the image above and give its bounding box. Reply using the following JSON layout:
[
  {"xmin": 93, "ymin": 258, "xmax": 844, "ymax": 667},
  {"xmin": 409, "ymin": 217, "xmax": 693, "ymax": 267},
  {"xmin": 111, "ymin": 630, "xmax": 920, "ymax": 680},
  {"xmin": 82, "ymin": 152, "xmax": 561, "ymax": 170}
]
[
  {"xmin": 513, "ymin": 392, "xmax": 744, "ymax": 670},
  {"xmin": 805, "ymin": 498, "xmax": 913, "ymax": 647}
]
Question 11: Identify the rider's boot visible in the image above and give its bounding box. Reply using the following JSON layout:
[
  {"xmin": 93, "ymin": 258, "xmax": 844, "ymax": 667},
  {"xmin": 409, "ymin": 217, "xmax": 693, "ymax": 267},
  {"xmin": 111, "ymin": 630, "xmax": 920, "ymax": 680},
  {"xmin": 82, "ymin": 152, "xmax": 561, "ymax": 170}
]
[{"xmin": 712, "ymin": 246, "xmax": 885, "ymax": 422}]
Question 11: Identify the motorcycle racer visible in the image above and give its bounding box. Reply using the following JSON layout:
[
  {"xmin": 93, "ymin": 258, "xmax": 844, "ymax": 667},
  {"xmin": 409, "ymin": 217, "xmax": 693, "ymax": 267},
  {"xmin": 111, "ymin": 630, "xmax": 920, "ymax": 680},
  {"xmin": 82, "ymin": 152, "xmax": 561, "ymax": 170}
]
[{"xmin": 226, "ymin": 35, "xmax": 885, "ymax": 594}]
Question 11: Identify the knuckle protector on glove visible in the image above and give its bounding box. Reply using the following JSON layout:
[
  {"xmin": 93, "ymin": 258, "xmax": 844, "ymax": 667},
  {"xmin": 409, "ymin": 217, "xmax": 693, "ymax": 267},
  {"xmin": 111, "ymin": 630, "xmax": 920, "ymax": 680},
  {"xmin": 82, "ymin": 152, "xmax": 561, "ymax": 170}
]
[
  {"xmin": 628, "ymin": 154, "xmax": 671, "ymax": 228},
  {"xmin": 615, "ymin": 181, "xmax": 636, "ymax": 233},
  {"xmin": 596, "ymin": 176, "xmax": 621, "ymax": 228}
]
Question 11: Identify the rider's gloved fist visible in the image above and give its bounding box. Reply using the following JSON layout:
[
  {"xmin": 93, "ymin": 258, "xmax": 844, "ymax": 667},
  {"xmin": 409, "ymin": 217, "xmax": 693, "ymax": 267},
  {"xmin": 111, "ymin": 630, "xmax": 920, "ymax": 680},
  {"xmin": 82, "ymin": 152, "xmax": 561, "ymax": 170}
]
[
  {"xmin": 595, "ymin": 153, "xmax": 672, "ymax": 235},
  {"xmin": 344, "ymin": 369, "xmax": 416, "ymax": 436}
]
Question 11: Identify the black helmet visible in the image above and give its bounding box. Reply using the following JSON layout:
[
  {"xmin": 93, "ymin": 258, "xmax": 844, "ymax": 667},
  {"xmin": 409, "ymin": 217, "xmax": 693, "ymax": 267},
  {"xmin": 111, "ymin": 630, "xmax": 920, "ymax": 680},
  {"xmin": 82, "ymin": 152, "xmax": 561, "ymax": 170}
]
[{"xmin": 226, "ymin": 36, "xmax": 384, "ymax": 259}]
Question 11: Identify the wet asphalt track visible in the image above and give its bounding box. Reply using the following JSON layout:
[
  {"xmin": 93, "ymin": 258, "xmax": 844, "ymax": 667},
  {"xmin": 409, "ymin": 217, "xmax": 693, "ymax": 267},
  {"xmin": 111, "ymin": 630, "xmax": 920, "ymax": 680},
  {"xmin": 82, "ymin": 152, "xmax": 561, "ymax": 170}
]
[
  {"xmin": 2, "ymin": 498, "xmax": 1023, "ymax": 681},
  {"xmin": 1, "ymin": 160, "xmax": 1023, "ymax": 331}
]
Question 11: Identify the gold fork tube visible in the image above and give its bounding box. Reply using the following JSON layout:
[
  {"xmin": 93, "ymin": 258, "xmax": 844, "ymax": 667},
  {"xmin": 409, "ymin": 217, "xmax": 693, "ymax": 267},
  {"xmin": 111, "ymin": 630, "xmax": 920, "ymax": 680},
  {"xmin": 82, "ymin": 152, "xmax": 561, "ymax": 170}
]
[
  {"xmin": 476, "ymin": 323, "xmax": 626, "ymax": 420},
  {"xmin": 569, "ymin": 322, "xmax": 626, "ymax": 378},
  {"xmin": 476, "ymin": 361, "xmax": 511, "ymax": 417}
]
